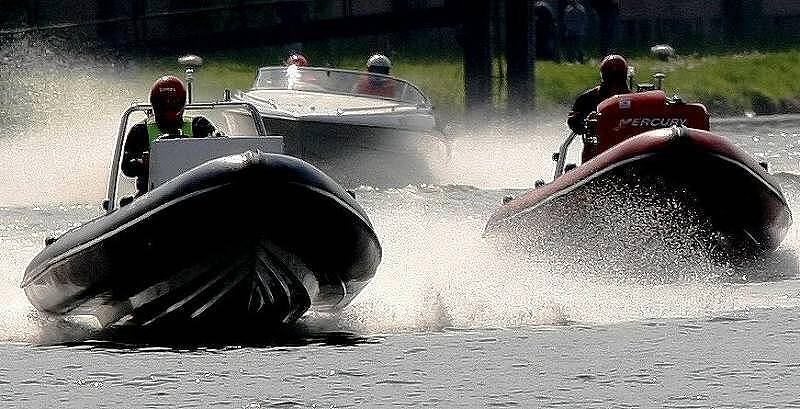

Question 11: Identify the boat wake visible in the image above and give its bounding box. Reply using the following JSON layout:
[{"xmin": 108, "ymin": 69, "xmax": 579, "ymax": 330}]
[{"xmin": 4, "ymin": 162, "xmax": 800, "ymax": 345}]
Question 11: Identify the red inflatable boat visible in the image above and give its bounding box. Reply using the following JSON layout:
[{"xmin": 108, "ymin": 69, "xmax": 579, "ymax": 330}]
[{"xmin": 485, "ymin": 91, "xmax": 792, "ymax": 260}]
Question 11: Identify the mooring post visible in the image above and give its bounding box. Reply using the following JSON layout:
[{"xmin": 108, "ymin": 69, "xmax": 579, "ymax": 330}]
[
  {"xmin": 505, "ymin": 0, "xmax": 535, "ymax": 115},
  {"xmin": 462, "ymin": 0, "xmax": 493, "ymax": 116}
]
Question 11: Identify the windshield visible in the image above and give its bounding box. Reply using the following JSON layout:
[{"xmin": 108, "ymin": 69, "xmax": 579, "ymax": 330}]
[{"xmin": 252, "ymin": 67, "xmax": 430, "ymax": 106}]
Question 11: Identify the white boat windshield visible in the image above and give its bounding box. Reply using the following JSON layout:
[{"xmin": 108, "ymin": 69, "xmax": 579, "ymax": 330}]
[{"xmin": 253, "ymin": 66, "xmax": 430, "ymax": 106}]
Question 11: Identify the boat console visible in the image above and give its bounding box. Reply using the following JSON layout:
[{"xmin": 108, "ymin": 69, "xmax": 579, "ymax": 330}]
[
  {"xmin": 554, "ymin": 88, "xmax": 709, "ymax": 179},
  {"xmin": 149, "ymin": 136, "xmax": 283, "ymax": 189},
  {"xmin": 105, "ymin": 101, "xmax": 277, "ymax": 211}
]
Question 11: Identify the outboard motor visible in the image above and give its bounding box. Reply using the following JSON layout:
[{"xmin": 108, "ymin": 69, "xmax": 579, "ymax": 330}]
[{"xmin": 585, "ymin": 90, "xmax": 709, "ymax": 159}]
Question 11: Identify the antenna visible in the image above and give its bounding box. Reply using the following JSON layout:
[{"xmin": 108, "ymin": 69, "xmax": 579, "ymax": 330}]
[
  {"xmin": 178, "ymin": 55, "xmax": 203, "ymax": 103},
  {"xmin": 653, "ymin": 73, "xmax": 666, "ymax": 90}
]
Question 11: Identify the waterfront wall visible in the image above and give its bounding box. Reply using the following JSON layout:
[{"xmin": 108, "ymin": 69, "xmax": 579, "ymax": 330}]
[
  {"xmin": 618, "ymin": 0, "xmax": 800, "ymax": 46},
  {"xmin": 2, "ymin": 0, "xmax": 800, "ymax": 48}
]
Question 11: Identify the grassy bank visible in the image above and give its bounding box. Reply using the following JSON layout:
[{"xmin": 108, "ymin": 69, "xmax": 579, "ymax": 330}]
[
  {"xmin": 134, "ymin": 47, "xmax": 800, "ymax": 119},
  {"xmin": 537, "ymin": 51, "xmax": 800, "ymax": 117}
]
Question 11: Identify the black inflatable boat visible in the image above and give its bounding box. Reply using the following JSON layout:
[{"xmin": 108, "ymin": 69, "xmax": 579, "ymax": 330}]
[{"xmin": 21, "ymin": 102, "xmax": 381, "ymax": 328}]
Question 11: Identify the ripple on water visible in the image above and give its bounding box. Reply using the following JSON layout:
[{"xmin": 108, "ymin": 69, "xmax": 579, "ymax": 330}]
[
  {"xmin": 374, "ymin": 379, "xmax": 423, "ymax": 385},
  {"xmin": 123, "ymin": 373, "xmax": 181, "ymax": 388}
]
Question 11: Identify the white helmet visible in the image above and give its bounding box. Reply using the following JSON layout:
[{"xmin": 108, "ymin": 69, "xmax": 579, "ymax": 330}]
[{"xmin": 367, "ymin": 54, "xmax": 392, "ymax": 70}]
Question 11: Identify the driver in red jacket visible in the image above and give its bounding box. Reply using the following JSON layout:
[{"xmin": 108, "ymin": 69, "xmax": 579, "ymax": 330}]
[{"xmin": 355, "ymin": 54, "xmax": 397, "ymax": 98}]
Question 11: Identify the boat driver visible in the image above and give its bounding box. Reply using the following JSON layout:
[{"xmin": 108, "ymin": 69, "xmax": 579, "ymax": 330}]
[
  {"xmin": 122, "ymin": 75, "xmax": 216, "ymax": 195},
  {"xmin": 567, "ymin": 54, "xmax": 631, "ymax": 135},
  {"xmin": 284, "ymin": 52, "xmax": 319, "ymax": 90},
  {"xmin": 355, "ymin": 54, "xmax": 397, "ymax": 98},
  {"xmin": 285, "ymin": 53, "xmax": 309, "ymax": 67}
]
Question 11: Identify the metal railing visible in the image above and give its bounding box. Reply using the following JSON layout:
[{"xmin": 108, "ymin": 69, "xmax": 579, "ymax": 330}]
[
  {"xmin": 105, "ymin": 101, "xmax": 267, "ymax": 212},
  {"xmin": 553, "ymin": 132, "xmax": 578, "ymax": 180}
]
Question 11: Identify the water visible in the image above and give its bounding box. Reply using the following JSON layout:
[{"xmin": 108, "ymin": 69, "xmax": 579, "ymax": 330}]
[
  {"xmin": 3, "ymin": 39, "xmax": 800, "ymax": 406},
  {"xmin": 2, "ymin": 310, "xmax": 800, "ymax": 407}
]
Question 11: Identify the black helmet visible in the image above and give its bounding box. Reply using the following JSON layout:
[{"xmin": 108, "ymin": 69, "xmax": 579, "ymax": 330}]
[{"xmin": 366, "ymin": 54, "xmax": 392, "ymax": 75}]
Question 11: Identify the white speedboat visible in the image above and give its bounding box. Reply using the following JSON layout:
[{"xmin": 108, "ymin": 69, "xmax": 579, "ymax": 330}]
[{"xmin": 234, "ymin": 66, "xmax": 449, "ymax": 187}]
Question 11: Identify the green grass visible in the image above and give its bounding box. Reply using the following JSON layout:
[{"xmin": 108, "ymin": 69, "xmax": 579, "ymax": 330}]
[
  {"xmin": 536, "ymin": 51, "xmax": 800, "ymax": 116},
  {"xmin": 132, "ymin": 46, "xmax": 800, "ymax": 118}
]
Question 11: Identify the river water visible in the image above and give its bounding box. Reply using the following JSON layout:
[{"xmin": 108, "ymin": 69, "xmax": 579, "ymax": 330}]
[{"xmin": 2, "ymin": 42, "xmax": 800, "ymax": 407}]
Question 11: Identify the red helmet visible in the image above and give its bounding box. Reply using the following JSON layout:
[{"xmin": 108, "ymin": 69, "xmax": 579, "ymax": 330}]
[
  {"xmin": 600, "ymin": 54, "xmax": 629, "ymax": 84},
  {"xmin": 149, "ymin": 75, "xmax": 187, "ymax": 123},
  {"xmin": 285, "ymin": 53, "xmax": 309, "ymax": 67}
]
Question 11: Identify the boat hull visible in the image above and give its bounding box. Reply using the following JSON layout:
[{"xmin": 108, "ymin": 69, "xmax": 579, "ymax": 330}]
[
  {"xmin": 486, "ymin": 127, "xmax": 792, "ymax": 260},
  {"xmin": 22, "ymin": 152, "xmax": 382, "ymax": 328},
  {"xmin": 263, "ymin": 116, "xmax": 448, "ymax": 187}
]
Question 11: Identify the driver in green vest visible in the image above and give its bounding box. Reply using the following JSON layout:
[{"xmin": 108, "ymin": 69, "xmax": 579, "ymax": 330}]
[{"xmin": 122, "ymin": 75, "xmax": 216, "ymax": 194}]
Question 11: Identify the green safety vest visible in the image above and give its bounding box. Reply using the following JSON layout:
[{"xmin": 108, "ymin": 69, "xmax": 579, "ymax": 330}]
[{"xmin": 146, "ymin": 117, "xmax": 194, "ymax": 143}]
